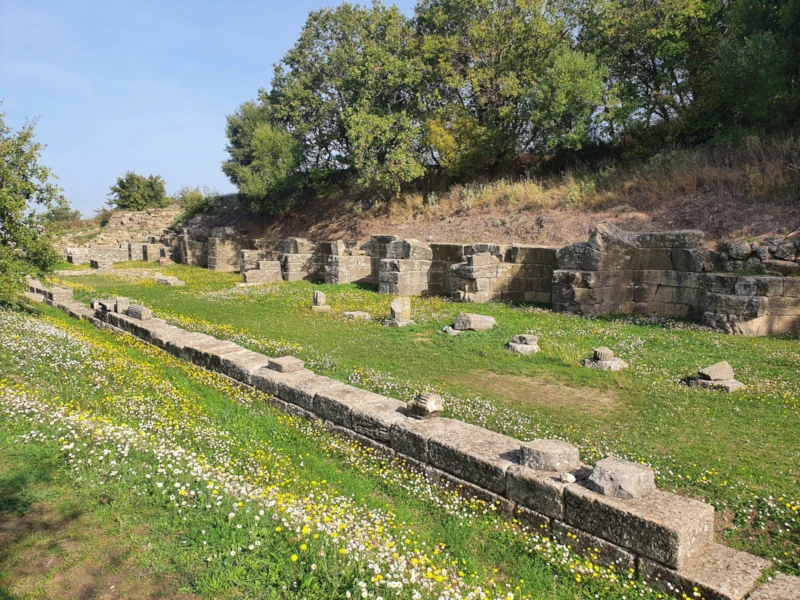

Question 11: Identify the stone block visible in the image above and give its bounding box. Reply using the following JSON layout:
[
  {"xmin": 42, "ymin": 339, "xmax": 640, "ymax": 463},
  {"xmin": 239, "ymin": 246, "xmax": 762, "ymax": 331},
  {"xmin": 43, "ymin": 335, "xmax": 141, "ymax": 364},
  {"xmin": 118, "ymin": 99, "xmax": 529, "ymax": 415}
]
[
  {"xmin": 699, "ymin": 361, "xmax": 735, "ymax": 381},
  {"xmin": 127, "ymin": 305, "xmax": 152, "ymax": 320},
  {"xmin": 426, "ymin": 465, "xmax": 515, "ymax": 518},
  {"xmin": 520, "ymin": 439, "xmax": 581, "ymax": 473},
  {"xmin": 453, "ymin": 312, "xmax": 496, "ymax": 331},
  {"xmin": 639, "ymin": 543, "xmax": 771, "ymax": 600},
  {"xmin": 252, "ymin": 368, "xmax": 344, "ymax": 412},
  {"xmin": 386, "ymin": 239, "xmax": 433, "ymax": 260},
  {"xmin": 427, "ymin": 421, "xmax": 519, "ymax": 494},
  {"xmin": 244, "ymin": 268, "xmax": 282, "ymax": 284},
  {"xmin": 581, "ymin": 248, "xmax": 632, "ymax": 271},
  {"xmin": 407, "ymin": 391, "xmax": 443, "ymax": 419},
  {"xmin": 630, "ymin": 248, "xmax": 673, "ymax": 271},
  {"xmin": 343, "ymin": 311, "xmax": 372, "ymax": 321},
  {"xmin": 506, "ymin": 464, "xmax": 570, "ymax": 519},
  {"xmin": 390, "ymin": 415, "xmax": 459, "ymax": 461},
  {"xmin": 430, "ymin": 243, "xmax": 465, "ymax": 263},
  {"xmin": 564, "ymin": 485, "xmax": 715, "ymax": 569},
  {"xmin": 783, "ymin": 278, "xmax": 800, "ymax": 297},
  {"xmin": 217, "ymin": 349, "xmax": 272, "ymax": 385},
  {"xmin": 508, "ymin": 341, "xmax": 540, "ymax": 355},
  {"xmin": 551, "ymin": 521, "xmax": 636, "ymax": 570},
  {"xmin": 762, "ymin": 259, "xmax": 799, "ymax": 276},
  {"xmin": 672, "ymin": 248, "xmax": 706, "ymax": 272},
  {"xmin": 505, "ymin": 245, "xmax": 558, "ymax": 265},
  {"xmin": 746, "ymin": 574, "xmax": 800, "ymax": 600},
  {"xmin": 637, "ymin": 230, "xmax": 704, "ymax": 248},
  {"xmin": 268, "ymin": 356, "xmax": 305, "ymax": 373},
  {"xmin": 350, "ymin": 396, "xmax": 408, "ymax": 443},
  {"xmin": 586, "ymin": 457, "xmax": 656, "ymax": 499},
  {"xmin": 114, "ymin": 297, "xmax": 130, "ymax": 313},
  {"xmin": 695, "ymin": 379, "xmax": 746, "ymax": 392},
  {"xmin": 313, "ymin": 384, "xmax": 389, "ymax": 429},
  {"xmin": 734, "ymin": 276, "xmax": 784, "ymax": 297}
]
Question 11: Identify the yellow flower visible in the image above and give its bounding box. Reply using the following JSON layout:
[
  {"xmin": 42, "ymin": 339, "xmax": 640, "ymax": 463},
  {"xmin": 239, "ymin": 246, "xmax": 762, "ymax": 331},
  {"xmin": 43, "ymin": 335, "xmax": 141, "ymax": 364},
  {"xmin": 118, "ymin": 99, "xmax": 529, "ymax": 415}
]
[{"xmin": 291, "ymin": 554, "xmax": 298, "ymax": 562}]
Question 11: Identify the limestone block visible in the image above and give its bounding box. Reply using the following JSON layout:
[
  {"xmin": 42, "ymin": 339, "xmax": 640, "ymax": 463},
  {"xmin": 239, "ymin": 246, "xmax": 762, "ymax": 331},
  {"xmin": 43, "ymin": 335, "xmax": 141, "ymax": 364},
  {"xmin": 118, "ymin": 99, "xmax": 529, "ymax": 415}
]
[
  {"xmin": 350, "ymin": 395, "xmax": 408, "ymax": 442},
  {"xmin": 783, "ymin": 278, "xmax": 800, "ymax": 297},
  {"xmin": 734, "ymin": 276, "xmax": 784, "ymax": 297},
  {"xmin": 630, "ymin": 248, "xmax": 673, "ymax": 271},
  {"xmin": 520, "ymin": 439, "xmax": 581, "ymax": 473},
  {"xmin": 639, "ymin": 543, "xmax": 771, "ymax": 600},
  {"xmin": 773, "ymin": 242, "xmax": 797, "ymax": 261},
  {"xmin": 426, "ymin": 465, "xmax": 516, "ymax": 518},
  {"xmin": 390, "ymin": 416, "xmax": 453, "ymax": 461},
  {"xmin": 427, "ymin": 421, "xmax": 519, "ymax": 494},
  {"xmin": 695, "ymin": 379, "xmax": 746, "ymax": 392},
  {"xmin": 582, "ymin": 357, "xmax": 628, "ymax": 371},
  {"xmin": 699, "ymin": 361, "xmax": 735, "ymax": 381},
  {"xmin": 386, "ymin": 239, "xmax": 433, "ymax": 260},
  {"xmin": 453, "ymin": 312, "xmax": 496, "ymax": 331},
  {"xmin": 253, "ymin": 368, "xmax": 344, "ymax": 413},
  {"xmin": 430, "ymin": 243, "xmax": 466, "ymax": 263},
  {"xmin": 728, "ymin": 240, "xmax": 753, "ymax": 260},
  {"xmin": 564, "ymin": 485, "xmax": 715, "ymax": 569},
  {"xmin": 637, "ymin": 230, "xmax": 704, "ymax": 248},
  {"xmin": 586, "ymin": 457, "xmax": 655, "ymax": 499},
  {"xmin": 193, "ymin": 339, "xmax": 243, "ymax": 369},
  {"xmin": 217, "ymin": 349, "xmax": 272, "ymax": 385},
  {"xmin": 313, "ymin": 384, "xmax": 390, "ymax": 430},
  {"xmin": 705, "ymin": 274, "xmax": 738, "ymax": 294},
  {"xmin": 268, "ymin": 356, "xmax": 305, "ymax": 373},
  {"xmin": 343, "ymin": 311, "xmax": 372, "ymax": 321},
  {"xmin": 766, "ymin": 296, "xmax": 800, "ymax": 316},
  {"xmin": 467, "ymin": 253, "xmax": 500, "ymax": 267},
  {"xmin": 587, "ymin": 224, "xmax": 639, "ymax": 253},
  {"xmin": 762, "ymin": 259, "xmax": 799, "ymax": 276},
  {"xmin": 244, "ymin": 268, "xmax": 282, "ymax": 284},
  {"xmin": 390, "ymin": 296, "xmax": 411, "ymax": 320},
  {"xmin": 506, "ymin": 464, "xmax": 572, "ymax": 518},
  {"xmin": 114, "ymin": 297, "xmax": 130, "ymax": 313},
  {"xmin": 508, "ymin": 341, "xmax": 540, "ymax": 355},
  {"xmin": 747, "ymin": 574, "xmax": 800, "ymax": 600},
  {"xmin": 505, "ymin": 245, "xmax": 558, "ymax": 265},
  {"xmin": 407, "ymin": 391, "xmax": 443, "ymax": 419},
  {"xmin": 551, "ymin": 521, "xmax": 636, "ymax": 570},
  {"xmin": 556, "ymin": 244, "xmax": 588, "ymax": 269},
  {"xmin": 127, "ymin": 305, "xmax": 152, "ymax": 320},
  {"xmin": 581, "ymin": 248, "xmax": 632, "ymax": 271},
  {"xmin": 671, "ymin": 248, "xmax": 706, "ymax": 272}
]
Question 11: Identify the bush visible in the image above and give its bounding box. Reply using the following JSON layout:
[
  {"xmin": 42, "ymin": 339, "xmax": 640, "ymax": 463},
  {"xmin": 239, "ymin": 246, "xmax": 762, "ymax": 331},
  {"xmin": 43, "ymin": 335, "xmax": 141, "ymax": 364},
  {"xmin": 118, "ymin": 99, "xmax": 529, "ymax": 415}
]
[{"xmin": 107, "ymin": 171, "xmax": 168, "ymax": 211}]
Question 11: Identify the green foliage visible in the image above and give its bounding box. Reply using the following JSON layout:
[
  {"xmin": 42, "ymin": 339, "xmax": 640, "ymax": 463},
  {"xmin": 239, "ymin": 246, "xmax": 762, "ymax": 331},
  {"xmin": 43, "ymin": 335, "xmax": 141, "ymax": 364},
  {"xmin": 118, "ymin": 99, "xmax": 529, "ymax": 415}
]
[
  {"xmin": 173, "ymin": 185, "xmax": 220, "ymax": 219},
  {"xmin": 0, "ymin": 111, "xmax": 60, "ymax": 303},
  {"xmin": 107, "ymin": 171, "xmax": 168, "ymax": 211},
  {"xmin": 221, "ymin": 99, "xmax": 303, "ymax": 213},
  {"xmin": 42, "ymin": 196, "xmax": 81, "ymax": 224}
]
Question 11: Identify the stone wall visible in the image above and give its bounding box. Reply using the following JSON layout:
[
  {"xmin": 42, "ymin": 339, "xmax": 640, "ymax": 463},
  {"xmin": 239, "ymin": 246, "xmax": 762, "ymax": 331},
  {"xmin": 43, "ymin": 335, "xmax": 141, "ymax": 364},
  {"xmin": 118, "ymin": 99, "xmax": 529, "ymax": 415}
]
[
  {"xmin": 66, "ymin": 246, "xmax": 129, "ymax": 265},
  {"xmin": 207, "ymin": 228, "xmax": 242, "ymax": 272},
  {"xmin": 32, "ymin": 278, "xmax": 790, "ymax": 600}
]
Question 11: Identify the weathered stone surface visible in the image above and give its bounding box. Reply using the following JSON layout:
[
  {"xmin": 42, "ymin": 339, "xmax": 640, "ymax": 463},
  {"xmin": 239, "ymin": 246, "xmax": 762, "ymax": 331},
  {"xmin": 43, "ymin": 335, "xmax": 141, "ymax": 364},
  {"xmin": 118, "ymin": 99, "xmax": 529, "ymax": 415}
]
[
  {"xmin": 217, "ymin": 349, "xmax": 272, "ymax": 385},
  {"xmin": 313, "ymin": 291, "xmax": 326, "ymax": 306},
  {"xmin": 114, "ymin": 297, "xmax": 130, "ymax": 313},
  {"xmin": 564, "ymin": 485, "xmax": 715, "ymax": 569},
  {"xmin": 728, "ymin": 240, "xmax": 753, "ymax": 260},
  {"xmin": 695, "ymin": 379, "xmax": 746, "ymax": 392},
  {"xmin": 520, "ymin": 439, "xmax": 581, "ymax": 473},
  {"xmin": 252, "ymin": 368, "xmax": 343, "ymax": 412},
  {"xmin": 407, "ymin": 391, "xmax": 443, "ymax": 419},
  {"xmin": 268, "ymin": 356, "xmax": 305, "ymax": 373},
  {"xmin": 313, "ymin": 384, "xmax": 389, "ymax": 429},
  {"xmin": 440, "ymin": 325, "xmax": 461, "ymax": 336},
  {"xmin": 390, "ymin": 416, "xmax": 459, "ymax": 462},
  {"xmin": 127, "ymin": 305, "xmax": 152, "ymax": 320},
  {"xmin": 386, "ymin": 239, "xmax": 433, "ymax": 260},
  {"xmin": 773, "ymin": 242, "xmax": 797, "ymax": 262},
  {"xmin": 506, "ymin": 464, "xmax": 570, "ymax": 519},
  {"xmin": 586, "ymin": 457, "xmax": 655, "ymax": 499},
  {"xmin": 508, "ymin": 342, "xmax": 540, "ymax": 355},
  {"xmin": 350, "ymin": 396, "xmax": 408, "ymax": 442},
  {"xmin": 427, "ymin": 421, "xmax": 519, "ymax": 494},
  {"xmin": 426, "ymin": 465, "xmax": 516, "ymax": 518},
  {"xmin": 343, "ymin": 311, "xmax": 372, "ymax": 321},
  {"xmin": 640, "ymin": 543, "xmax": 771, "ymax": 600},
  {"xmin": 453, "ymin": 312, "xmax": 496, "ymax": 331},
  {"xmin": 582, "ymin": 357, "xmax": 628, "ymax": 371},
  {"xmin": 762, "ymin": 259, "xmax": 800, "ymax": 276},
  {"xmin": 552, "ymin": 521, "xmax": 636, "ymax": 570},
  {"xmin": 512, "ymin": 334, "xmax": 538, "ymax": 346},
  {"xmin": 699, "ymin": 361, "xmax": 735, "ymax": 381},
  {"xmin": 390, "ymin": 296, "xmax": 411, "ymax": 320},
  {"xmin": 747, "ymin": 574, "xmax": 800, "ymax": 600},
  {"xmin": 593, "ymin": 347, "xmax": 614, "ymax": 361}
]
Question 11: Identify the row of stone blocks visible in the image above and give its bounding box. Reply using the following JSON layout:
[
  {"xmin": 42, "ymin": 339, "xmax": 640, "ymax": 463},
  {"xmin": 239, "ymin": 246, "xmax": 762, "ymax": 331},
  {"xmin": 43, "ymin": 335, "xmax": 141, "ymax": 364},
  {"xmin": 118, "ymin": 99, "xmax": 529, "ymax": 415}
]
[{"xmin": 24, "ymin": 284, "xmax": 786, "ymax": 600}]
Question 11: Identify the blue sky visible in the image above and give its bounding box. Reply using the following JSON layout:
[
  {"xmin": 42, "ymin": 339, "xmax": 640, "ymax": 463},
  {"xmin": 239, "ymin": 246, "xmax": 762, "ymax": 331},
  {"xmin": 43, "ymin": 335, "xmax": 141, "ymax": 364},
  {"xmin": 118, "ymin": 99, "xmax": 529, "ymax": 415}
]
[{"xmin": 1, "ymin": 0, "xmax": 415, "ymax": 216}]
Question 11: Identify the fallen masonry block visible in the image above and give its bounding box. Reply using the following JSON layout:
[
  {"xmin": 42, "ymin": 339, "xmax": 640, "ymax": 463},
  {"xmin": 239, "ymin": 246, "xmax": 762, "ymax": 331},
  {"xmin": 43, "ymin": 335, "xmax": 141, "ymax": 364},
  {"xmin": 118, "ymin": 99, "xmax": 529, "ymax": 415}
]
[
  {"xmin": 564, "ymin": 484, "xmax": 715, "ymax": 569},
  {"xmin": 386, "ymin": 296, "xmax": 413, "ymax": 327},
  {"xmin": 343, "ymin": 311, "xmax": 372, "ymax": 321},
  {"xmin": 311, "ymin": 290, "xmax": 331, "ymax": 313},
  {"xmin": 640, "ymin": 542, "xmax": 771, "ymax": 600},
  {"xmin": 440, "ymin": 325, "xmax": 460, "ymax": 336},
  {"xmin": 155, "ymin": 275, "xmax": 186, "ymax": 286},
  {"xmin": 699, "ymin": 361, "xmax": 735, "ymax": 381},
  {"xmin": 582, "ymin": 347, "xmax": 628, "ymax": 371},
  {"xmin": 586, "ymin": 456, "xmax": 656, "ymax": 499},
  {"xmin": 128, "ymin": 304, "xmax": 153, "ymax": 321},
  {"xmin": 407, "ymin": 391, "xmax": 443, "ymax": 419},
  {"xmin": 453, "ymin": 312, "xmax": 497, "ymax": 331},
  {"xmin": 114, "ymin": 297, "xmax": 130, "ymax": 313},
  {"xmin": 268, "ymin": 356, "xmax": 305, "ymax": 373},
  {"xmin": 520, "ymin": 439, "xmax": 581, "ymax": 473},
  {"xmin": 508, "ymin": 334, "xmax": 540, "ymax": 354}
]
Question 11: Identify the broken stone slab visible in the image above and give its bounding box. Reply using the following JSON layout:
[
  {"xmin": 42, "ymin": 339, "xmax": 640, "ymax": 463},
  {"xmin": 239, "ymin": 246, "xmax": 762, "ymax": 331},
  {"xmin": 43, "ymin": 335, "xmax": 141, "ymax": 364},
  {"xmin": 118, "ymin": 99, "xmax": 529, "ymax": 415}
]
[
  {"xmin": 699, "ymin": 361, "xmax": 735, "ymax": 381},
  {"xmin": 520, "ymin": 439, "xmax": 581, "ymax": 473},
  {"xmin": 564, "ymin": 484, "xmax": 715, "ymax": 569},
  {"xmin": 127, "ymin": 305, "xmax": 152, "ymax": 320},
  {"xmin": 551, "ymin": 520, "xmax": 636, "ymax": 570},
  {"xmin": 427, "ymin": 420, "xmax": 519, "ymax": 495},
  {"xmin": 747, "ymin": 574, "xmax": 800, "ymax": 600},
  {"xmin": 453, "ymin": 312, "xmax": 497, "ymax": 331},
  {"xmin": 440, "ymin": 325, "xmax": 461, "ymax": 336},
  {"xmin": 582, "ymin": 356, "xmax": 628, "ymax": 371},
  {"xmin": 268, "ymin": 356, "xmax": 305, "ymax": 373},
  {"xmin": 407, "ymin": 391, "xmax": 443, "ymax": 419},
  {"xmin": 593, "ymin": 347, "xmax": 615, "ymax": 361},
  {"xmin": 385, "ymin": 296, "xmax": 414, "ymax": 327},
  {"xmin": 343, "ymin": 311, "xmax": 372, "ymax": 321},
  {"xmin": 586, "ymin": 456, "xmax": 656, "ymax": 499},
  {"xmin": 694, "ymin": 379, "xmax": 746, "ymax": 392},
  {"xmin": 508, "ymin": 339, "xmax": 540, "ymax": 355},
  {"xmin": 640, "ymin": 542, "xmax": 772, "ymax": 600}
]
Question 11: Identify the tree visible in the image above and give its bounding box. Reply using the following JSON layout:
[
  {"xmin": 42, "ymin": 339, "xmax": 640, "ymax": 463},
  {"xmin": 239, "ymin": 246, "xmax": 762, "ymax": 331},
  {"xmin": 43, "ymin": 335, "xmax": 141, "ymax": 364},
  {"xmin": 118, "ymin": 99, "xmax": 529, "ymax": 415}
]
[
  {"xmin": 0, "ymin": 111, "xmax": 61, "ymax": 303},
  {"xmin": 416, "ymin": 0, "xmax": 606, "ymax": 174},
  {"xmin": 107, "ymin": 171, "xmax": 168, "ymax": 211},
  {"xmin": 221, "ymin": 97, "xmax": 302, "ymax": 213},
  {"xmin": 43, "ymin": 196, "xmax": 81, "ymax": 224},
  {"xmin": 270, "ymin": 1, "xmax": 425, "ymax": 195}
]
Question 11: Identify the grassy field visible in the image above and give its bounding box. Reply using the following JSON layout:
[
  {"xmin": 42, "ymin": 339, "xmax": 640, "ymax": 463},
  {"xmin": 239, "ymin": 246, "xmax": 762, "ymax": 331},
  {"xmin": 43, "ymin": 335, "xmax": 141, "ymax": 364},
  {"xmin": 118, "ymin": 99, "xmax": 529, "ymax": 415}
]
[
  {"xmin": 44, "ymin": 263, "xmax": 800, "ymax": 576},
  {"xmin": 0, "ymin": 306, "xmax": 668, "ymax": 600}
]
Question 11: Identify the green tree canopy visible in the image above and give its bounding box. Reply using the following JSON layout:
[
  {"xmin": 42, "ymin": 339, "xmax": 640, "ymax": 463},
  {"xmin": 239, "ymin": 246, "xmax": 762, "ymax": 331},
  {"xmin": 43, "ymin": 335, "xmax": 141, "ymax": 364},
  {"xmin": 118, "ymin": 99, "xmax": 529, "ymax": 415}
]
[
  {"xmin": 0, "ymin": 111, "xmax": 61, "ymax": 303},
  {"xmin": 43, "ymin": 196, "xmax": 81, "ymax": 224},
  {"xmin": 107, "ymin": 171, "xmax": 168, "ymax": 211}
]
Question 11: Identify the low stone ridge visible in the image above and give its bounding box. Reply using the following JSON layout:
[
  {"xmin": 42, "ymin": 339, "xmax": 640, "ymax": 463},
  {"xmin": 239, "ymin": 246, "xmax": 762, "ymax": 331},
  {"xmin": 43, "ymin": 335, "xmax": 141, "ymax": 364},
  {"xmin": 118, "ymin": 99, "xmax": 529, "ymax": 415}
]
[
  {"xmin": 586, "ymin": 457, "xmax": 656, "ymax": 499},
  {"xmin": 268, "ymin": 356, "xmax": 305, "ymax": 373},
  {"xmin": 407, "ymin": 391, "xmax": 443, "ymax": 419},
  {"xmin": 453, "ymin": 312, "xmax": 496, "ymax": 331},
  {"xmin": 34, "ymin": 280, "xmax": 782, "ymax": 600},
  {"xmin": 520, "ymin": 439, "xmax": 581, "ymax": 473}
]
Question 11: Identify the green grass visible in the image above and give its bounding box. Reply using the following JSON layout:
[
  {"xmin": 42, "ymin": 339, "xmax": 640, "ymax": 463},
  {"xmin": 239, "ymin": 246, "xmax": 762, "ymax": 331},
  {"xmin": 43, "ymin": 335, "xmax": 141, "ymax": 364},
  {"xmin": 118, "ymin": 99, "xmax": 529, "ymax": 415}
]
[
  {"xmin": 0, "ymin": 306, "xmax": 661, "ymax": 599},
  {"xmin": 45, "ymin": 264, "xmax": 800, "ymax": 574}
]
